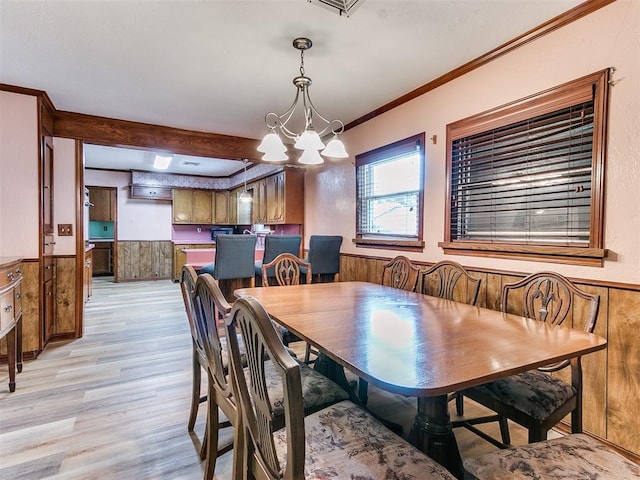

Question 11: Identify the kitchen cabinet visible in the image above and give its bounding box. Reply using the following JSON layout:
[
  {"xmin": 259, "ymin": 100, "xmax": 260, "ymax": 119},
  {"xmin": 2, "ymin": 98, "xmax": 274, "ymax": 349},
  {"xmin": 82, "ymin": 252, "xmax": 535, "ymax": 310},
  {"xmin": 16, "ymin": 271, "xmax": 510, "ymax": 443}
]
[
  {"xmin": 92, "ymin": 242, "xmax": 113, "ymax": 276},
  {"xmin": 83, "ymin": 248, "xmax": 93, "ymax": 303},
  {"xmin": 228, "ymin": 189, "xmax": 239, "ymax": 224},
  {"xmin": 250, "ymin": 178, "xmax": 268, "ymax": 224},
  {"xmin": 89, "ymin": 187, "xmax": 115, "ymax": 222},
  {"xmin": 130, "ymin": 184, "xmax": 172, "ymax": 200},
  {"xmin": 42, "ymin": 256, "xmax": 55, "ymax": 345},
  {"xmin": 265, "ymin": 169, "xmax": 304, "ymax": 224},
  {"xmin": 214, "ymin": 190, "xmax": 230, "ymax": 224},
  {"xmin": 173, "ymin": 243, "xmax": 214, "ymax": 281},
  {"xmin": 172, "ymin": 189, "xmax": 214, "ymax": 224}
]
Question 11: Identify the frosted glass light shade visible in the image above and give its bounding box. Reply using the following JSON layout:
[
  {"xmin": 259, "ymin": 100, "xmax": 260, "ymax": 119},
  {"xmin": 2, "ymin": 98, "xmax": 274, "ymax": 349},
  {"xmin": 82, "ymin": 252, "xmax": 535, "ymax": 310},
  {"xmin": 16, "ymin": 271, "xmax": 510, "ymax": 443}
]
[
  {"xmin": 238, "ymin": 190, "xmax": 253, "ymax": 203},
  {"xmin": 153, "ymin": 154, "xmax": 172, "ymax": 169},
  {"xmin": 262, "ymin": 150, "xmax": 289, "ymax": 162},
  {"xmin": 257, "ymin": 132, "xmax": 286, "ymax": 154},
  {"xmin": 294, "ymin": 128, "xmax": 325, "ymax": 151},
  {"xmin": 298, "ymin": 149, "xmax": 324, "ymax": 165},
  {"xmin": 321, "ymin": 135, "xmax": 348, "ymax": 158}
]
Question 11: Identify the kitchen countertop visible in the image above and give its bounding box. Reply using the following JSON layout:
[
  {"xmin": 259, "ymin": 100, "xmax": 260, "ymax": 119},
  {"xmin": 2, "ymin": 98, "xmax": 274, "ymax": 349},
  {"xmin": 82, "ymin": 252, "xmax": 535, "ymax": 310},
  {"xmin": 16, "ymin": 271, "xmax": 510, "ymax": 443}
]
[{"xmin": 89, "ymin": 238, "xmax": 115, "ymax": 243}]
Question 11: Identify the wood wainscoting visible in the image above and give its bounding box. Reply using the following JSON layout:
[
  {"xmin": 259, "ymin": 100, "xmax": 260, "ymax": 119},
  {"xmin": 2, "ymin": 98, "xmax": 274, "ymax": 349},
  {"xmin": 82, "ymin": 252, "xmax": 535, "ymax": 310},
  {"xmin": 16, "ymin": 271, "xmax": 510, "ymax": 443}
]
[
  {"xmin": 116, "ymin": 241, "xmax": 173, "ymax": 282},
  {"xmin": 339, "ymin": 253, "xmax": 640, "ymax": 459}
]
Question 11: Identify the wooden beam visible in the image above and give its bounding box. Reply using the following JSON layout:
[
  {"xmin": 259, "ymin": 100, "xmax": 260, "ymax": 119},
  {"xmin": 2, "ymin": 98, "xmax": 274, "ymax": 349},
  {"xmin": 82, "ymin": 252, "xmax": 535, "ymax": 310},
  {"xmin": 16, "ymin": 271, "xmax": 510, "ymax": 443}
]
[{"xmin": 52, "ymin": 110, "xmax": 263, "ymax": 161}]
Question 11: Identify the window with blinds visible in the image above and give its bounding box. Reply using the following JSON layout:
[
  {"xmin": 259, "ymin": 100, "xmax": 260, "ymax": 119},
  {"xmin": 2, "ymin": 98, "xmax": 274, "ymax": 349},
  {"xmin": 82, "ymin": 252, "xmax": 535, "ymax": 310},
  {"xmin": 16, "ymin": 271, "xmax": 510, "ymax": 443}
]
[
  {"xmin": 442, "ymin": 70, "xmax": 609, "ymax": 265},
  {"xmin": 356, "ymin": 133, "xmax": 424, "ymax": 244}
]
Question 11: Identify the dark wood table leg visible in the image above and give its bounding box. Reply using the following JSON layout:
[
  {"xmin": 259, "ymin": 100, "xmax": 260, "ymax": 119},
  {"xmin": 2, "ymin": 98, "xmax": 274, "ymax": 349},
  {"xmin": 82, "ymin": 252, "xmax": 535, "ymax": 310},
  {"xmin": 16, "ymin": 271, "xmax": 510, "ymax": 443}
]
[
  {"xmin": 409, "ymin": 395, "xmax": 463, "ymax": 479},
  {"xmin": 6, "ymin": 326, "xmax": 16, "ymax": 392},
  {"xmin": 16, "ymin": 316, "xmax": 23, "ymax": 373}
]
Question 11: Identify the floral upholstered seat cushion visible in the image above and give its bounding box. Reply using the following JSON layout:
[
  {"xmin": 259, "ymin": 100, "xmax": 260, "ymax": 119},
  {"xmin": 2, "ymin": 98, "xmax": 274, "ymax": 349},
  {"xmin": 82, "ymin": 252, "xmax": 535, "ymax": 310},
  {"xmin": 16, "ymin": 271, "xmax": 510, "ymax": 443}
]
[
  {"xmin": 469, "ymin": 370, "xmax": 576, "ymax": 420},
  {"xmin": 464, "ymin": 433, "xmax": 640, "ymax": 479},
  {"xmin": 246, "ymin": 360, "xmax": 350, "ymax": 417},
  {"xmin": 273, "ymin": 400, "xmax": 457, "ymax": 480}
]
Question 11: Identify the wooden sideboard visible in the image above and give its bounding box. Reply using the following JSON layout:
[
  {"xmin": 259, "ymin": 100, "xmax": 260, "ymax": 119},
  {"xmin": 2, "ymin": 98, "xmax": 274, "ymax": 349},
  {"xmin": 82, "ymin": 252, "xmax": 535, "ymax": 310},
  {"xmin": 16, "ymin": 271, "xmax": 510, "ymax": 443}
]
[{"xmin": 0, "ymin": 257, "xmax": 23, "ymax": 392}]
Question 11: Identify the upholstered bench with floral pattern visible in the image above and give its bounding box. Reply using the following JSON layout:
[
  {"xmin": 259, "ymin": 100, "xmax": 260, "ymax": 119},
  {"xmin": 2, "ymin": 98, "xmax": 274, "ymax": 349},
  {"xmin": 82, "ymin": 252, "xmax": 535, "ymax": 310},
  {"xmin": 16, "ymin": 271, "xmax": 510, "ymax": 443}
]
[{"xmin": 464, "ymin": 433, "xmax": 640, "ymax": 479}]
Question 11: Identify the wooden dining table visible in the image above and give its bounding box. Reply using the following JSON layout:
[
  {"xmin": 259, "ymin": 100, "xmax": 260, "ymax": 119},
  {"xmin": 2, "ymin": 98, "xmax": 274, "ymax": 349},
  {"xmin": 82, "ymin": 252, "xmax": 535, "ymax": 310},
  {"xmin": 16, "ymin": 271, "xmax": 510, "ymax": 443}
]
[{"xmin": 234, "ymin": 281, "xmax": 607, "ymax": 479}]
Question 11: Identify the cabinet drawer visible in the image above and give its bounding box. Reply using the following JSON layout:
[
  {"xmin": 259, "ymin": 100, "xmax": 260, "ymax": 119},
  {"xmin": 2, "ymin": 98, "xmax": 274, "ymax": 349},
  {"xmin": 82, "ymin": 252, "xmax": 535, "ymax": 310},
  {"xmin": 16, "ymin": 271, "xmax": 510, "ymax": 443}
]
[
  {"xmin": 14, "ymin": 282, "xmax": 22, "ymax": 318},
  {"xmin": 131, "ymin": 185, "xmax": 172, "ymax": 200},
  {"xmin": 0, "ymin": 289, "xmax": 14, "ymax": 333},
  {"xmin": 0, "ymin": 262, "xmax": 22, "ymax": 290}
]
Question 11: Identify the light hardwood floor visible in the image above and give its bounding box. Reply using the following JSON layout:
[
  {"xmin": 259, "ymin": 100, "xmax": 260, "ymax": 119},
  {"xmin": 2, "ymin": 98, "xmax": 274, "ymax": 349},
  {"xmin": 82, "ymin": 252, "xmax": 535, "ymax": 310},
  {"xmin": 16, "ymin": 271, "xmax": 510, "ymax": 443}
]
[{"xmin": 0, "ymin": 277, "xmax": 536, "ymax": 479}]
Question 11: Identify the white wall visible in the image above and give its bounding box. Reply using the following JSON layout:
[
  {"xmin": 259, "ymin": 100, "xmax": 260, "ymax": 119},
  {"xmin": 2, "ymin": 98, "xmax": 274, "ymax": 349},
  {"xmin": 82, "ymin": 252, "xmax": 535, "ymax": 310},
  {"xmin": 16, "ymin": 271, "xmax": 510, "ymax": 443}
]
[
  {"xmin": 84, "ymin": 169, "xmax": 172, "ymax": 241},
  {"xmin": 0, "ymin": 91, "xmax": 39, "ymax": 258},
  {"xmin": 305, "ymin": 0, "xmax": 640, "ymax": 284}
]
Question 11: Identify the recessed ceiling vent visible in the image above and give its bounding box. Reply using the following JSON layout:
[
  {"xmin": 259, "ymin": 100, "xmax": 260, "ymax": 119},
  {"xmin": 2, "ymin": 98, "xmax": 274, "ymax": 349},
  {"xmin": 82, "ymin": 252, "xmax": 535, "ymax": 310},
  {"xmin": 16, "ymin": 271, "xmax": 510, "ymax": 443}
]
[
  {"xmin": 307, "ymin": 0, "xmax": 363, "ymax": 17},
  {"xmin": 182, "ymin": 161, "xmax": 200, "ymax": 166}
]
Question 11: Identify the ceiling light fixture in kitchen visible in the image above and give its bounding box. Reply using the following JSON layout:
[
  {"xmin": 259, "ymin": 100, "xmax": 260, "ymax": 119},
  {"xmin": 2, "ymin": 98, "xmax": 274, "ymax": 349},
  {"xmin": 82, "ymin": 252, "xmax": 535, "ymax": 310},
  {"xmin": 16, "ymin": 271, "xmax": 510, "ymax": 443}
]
[
  {"xmin": 153, "ymin": 154, "xmax": 172, "ymax": 170},
  {"xmin": 238, "ymin": 159, "xmax": 252, "ymax": 203},
  {"xmin": 257, "ymin": 38, "xmax": 349, "ymax": 165}
]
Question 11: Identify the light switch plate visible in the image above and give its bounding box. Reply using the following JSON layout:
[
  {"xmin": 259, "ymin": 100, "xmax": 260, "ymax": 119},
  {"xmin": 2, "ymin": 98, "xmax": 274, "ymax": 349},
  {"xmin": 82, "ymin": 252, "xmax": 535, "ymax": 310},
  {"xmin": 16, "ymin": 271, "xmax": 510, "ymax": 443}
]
[{"xmin": 58, "ymin": 224, "xmax": 73, "ymax": 236}]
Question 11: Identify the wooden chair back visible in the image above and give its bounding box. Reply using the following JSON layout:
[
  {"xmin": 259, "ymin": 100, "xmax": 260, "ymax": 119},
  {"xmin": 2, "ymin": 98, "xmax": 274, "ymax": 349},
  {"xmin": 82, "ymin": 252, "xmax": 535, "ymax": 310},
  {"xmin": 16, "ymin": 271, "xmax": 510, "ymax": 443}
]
[
  {"xmin": 180, "ymin": 264, "xmax": 201, "ymax": 351},
  {"xmin": 381, "ymin": 255, "xmax": 420, "ymax": 290},
  {"xmin": 262, "ymin": 253, "xmax": 311, "ymax": 287},
  {"xmin": 194, "ymin": 274, "xmax": 234, "ymax": 397},
  {"xmin": 502, "ymin": 271, "xmax": 600, "ymax": 372},
  {"xmin": 225, "ymin": 296, "xmax": 306, "ymax": 480},
  {"xmin": 417, "ymin": 260, "xmax": 481, "ymax": 305}
]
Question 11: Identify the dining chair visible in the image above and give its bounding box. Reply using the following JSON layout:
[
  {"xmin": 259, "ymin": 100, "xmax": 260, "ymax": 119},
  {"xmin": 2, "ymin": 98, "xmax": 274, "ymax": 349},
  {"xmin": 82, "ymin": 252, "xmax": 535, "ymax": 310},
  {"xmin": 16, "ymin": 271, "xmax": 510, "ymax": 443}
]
[
  {"xmin": 464, "ymin": 433, "xmax": 640, "ymax": 479},
  {"xmin": 224, "ymin": 295, "xmax": 458, "ymax": 480},
  {"xmin": 261, "ymin": 253, "xmax": 317, "ymax": 363},
  {"xmin": 381, "ymin": 255, "xmax": 420, "ymax": 290},
  {"xmin": 254, "ymin": 234, "xmax": 302, "ymax": 285},
  {"xmin": 416, "ymin": 261, "xmax": 482, "ymax": 415},
  {"xmin": 179, "ymin": 265, "xmax": 208, "ymax": 447},
  {"xmin": 458, "ymin": 271, "xmax": 600, "ymax": 447},
  {"xmin": 359, "ymin": 255, "xmax": 420, "ymax": 404},
  {"xmin": 192, "ymin": 273, "xmax": 237, "ymax": 479},
  {"xmin": 305, "ymin": 234, "xmax": 343, "ymax": 283},
  {"xmin": 201, "ymin": 234, "xmax": 257, "ymax": 301}
]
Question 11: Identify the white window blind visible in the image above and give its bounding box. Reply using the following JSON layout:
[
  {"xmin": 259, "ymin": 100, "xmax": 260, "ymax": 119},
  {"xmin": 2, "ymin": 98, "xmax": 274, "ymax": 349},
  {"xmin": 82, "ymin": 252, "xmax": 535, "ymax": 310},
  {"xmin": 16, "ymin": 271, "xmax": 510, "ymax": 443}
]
[{"xmin": 356, "ymin": 134, "xmax": 424, "ymax": 239}]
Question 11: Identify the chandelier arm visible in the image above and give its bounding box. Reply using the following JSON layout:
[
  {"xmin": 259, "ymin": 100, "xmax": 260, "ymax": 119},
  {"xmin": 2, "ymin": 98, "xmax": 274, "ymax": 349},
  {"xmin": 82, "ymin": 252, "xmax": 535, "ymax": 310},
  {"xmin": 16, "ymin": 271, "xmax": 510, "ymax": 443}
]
[{"xmin": 303, "ymin": 92, "xmax": 345, "ymax": 136}]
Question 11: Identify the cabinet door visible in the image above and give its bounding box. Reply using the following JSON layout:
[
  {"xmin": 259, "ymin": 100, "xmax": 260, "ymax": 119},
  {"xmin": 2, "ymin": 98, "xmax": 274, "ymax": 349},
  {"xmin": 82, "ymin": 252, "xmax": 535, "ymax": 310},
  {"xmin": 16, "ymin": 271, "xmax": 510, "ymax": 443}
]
[
  {"xmin": 228, "ymin": 189, "xmax": 239, "ymax": 224},
  {"xmin": 172, "ymin": 189, "xmax": 193, "ymax": 223},
  {"xmin": 252, "ymin": 179, "xmax": 268, "ymax": 223},
  {"xmin": 214, "ymin": 191, "xmax": 229, "ymax": 224},
  {"xmin": 266, "ymin": 172, "xmax": 286, "ymax": 223},
  {"xmin": 43, "ymin": 277, "xmax": 55, "ymax": 344},
  {"xmin": 89, "ymin": 188, "xmax": 113, "ymax": 222},
  {"xmin": 42, "ymin": 135, "xmax": 54, "ymax": 235},
  {"xmin": 192, "ymin": 190, "xmax": 214, "ymax": 223}
]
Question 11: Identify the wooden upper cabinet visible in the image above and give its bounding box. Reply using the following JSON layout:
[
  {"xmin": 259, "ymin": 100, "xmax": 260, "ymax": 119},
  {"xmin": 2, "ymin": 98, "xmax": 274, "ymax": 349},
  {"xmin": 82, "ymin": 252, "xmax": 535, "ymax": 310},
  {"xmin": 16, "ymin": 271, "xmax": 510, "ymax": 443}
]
[
  {"xmin": 251, "ymin": 179, "xmax": 268, "ymax": 224},
  {"xmin": 192, "ymin": 190, "xmax": 214, "ymax": 223},
  {"xmin": 172, "ymin": 189, "xmax": 214, "ymax": 224},
  {"xmin": 214, "ymin": 190, "xmax": 229, "ymax": 224},
  {"xmin": 130, "ymin": 185, "xmax": 172, "ymax": 200},
  {"xmin": 89, "ymin": 188, "xmax": 114, "ymax": 222},
  {"xmin": 265, "ymin": 170, "xmax": 304, "ymax": 225}
]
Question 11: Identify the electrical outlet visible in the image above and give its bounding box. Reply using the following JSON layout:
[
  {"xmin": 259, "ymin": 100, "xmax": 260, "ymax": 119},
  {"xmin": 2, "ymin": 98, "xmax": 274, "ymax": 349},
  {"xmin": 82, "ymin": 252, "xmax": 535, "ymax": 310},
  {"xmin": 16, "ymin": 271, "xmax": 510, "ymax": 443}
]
[{"xmin": 57, "ymin": 224, "xmax": 73, "ymax": 236}]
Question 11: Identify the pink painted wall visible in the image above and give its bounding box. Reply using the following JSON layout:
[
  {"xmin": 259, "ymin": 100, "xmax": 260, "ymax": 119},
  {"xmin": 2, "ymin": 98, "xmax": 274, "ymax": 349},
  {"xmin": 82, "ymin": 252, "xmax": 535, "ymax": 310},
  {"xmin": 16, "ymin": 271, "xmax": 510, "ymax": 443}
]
[
  {"xmin": 53, "ymin": 137, "xmax": 77, "ymax": 255},
  {"xmin": 0, "ymin": 91, "xmax": 39, "ymax": 258},
  {"xmin": 84, "ymin": 169, "xmax": 172, "ymax": 241},
  {"xmin": 305, "ymin": 0, "xmax": 640, "ymax": 285}
]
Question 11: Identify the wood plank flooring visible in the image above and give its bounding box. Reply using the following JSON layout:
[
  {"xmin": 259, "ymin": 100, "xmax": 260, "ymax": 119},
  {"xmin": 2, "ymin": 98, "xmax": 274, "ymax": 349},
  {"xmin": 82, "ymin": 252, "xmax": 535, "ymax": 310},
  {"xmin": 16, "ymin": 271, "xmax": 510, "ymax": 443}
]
[{"xmin": 1, "ymin": 277, "xmax": 536, "ymax": 479}]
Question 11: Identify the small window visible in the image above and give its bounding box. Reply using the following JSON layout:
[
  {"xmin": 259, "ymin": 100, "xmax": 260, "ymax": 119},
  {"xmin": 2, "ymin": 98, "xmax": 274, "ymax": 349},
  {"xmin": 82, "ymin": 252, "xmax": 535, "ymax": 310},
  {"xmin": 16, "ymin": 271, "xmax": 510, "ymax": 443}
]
[
  {"xmin": 354, "ymin": 133, "xmax": 425, "ymax": 250},
  {"xmin": 440, "ymin": 70, "xmax": 609, "ymax": 266}
]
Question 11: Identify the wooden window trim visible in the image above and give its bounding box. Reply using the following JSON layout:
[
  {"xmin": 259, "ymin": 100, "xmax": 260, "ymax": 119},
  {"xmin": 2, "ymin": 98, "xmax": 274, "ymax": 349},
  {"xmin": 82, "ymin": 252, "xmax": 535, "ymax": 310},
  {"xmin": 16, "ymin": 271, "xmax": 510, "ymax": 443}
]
[
  {"xmin": 442, "ymin": 70, "xmax": 610, "ymax": 266},
  {"xmin": 353, "ymin": 133, "xmax": 425, "ymax": 251}
]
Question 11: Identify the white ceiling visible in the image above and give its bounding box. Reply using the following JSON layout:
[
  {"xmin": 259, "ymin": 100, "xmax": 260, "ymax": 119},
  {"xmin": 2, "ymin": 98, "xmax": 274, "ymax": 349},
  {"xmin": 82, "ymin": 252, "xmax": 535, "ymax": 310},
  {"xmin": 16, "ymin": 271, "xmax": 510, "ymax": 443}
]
[{"xmin": 1, "ymin": 0, "xmax": 583, "ymax": 176}]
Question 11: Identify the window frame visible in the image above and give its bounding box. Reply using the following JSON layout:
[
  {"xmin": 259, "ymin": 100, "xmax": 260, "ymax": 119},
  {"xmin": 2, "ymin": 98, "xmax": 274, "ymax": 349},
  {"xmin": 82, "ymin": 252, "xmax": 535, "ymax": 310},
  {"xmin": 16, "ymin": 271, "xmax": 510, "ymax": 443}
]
[
  {"xmin": 353, "ymin": 133, "xmax": 425, "ymax": 251},
  {"xmin": 439, "ymin": 70, "xmax": 609, "ymax": 266}
]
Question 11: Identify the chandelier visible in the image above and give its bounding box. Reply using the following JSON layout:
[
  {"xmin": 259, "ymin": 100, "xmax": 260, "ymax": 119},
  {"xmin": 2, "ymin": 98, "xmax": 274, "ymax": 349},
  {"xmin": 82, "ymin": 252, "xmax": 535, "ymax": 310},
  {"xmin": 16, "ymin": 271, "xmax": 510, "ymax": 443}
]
[{"xmin": 257, "ymin": 38, "xmax": 349, "ymax": 165}]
